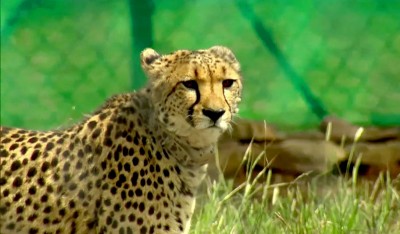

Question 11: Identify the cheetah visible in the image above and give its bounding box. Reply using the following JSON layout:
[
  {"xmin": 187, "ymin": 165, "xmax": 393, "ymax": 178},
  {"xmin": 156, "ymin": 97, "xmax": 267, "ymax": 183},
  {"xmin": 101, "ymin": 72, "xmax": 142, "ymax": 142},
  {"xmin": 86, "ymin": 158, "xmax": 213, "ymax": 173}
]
[{"xmin": 0, "ymin": 46, "xmax": 242, "ymax": 234}]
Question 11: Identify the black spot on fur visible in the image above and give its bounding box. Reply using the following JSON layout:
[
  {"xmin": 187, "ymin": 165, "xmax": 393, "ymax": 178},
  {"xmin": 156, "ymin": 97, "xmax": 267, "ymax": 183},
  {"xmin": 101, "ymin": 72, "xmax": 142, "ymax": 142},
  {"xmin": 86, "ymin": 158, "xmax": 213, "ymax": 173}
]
[
  {"xmin": 12, "ymin": 177, "xmax": 22, "ymax": 187},
  {"xmin": 92, "ymin": 129, "xmax": 101, "ymax": 139},
  {"xmin": 27, "ymin": 167, "xmax": 37, "ymax": 177},
  {"xmin": 30, "ymin": 150, "xmax": 40, "ymax": 161},
  {"xmin": 45, "ymin": 142, "xmax": 55, "ymax": 151},
  {"xmin": 0, "ymin": 149, "xmax": 8, "ymax": 157},
  {"xmin": 87, "ymin": 120, "xmax": 97, "ymax": 129},
  {"xmin": 0, "ymin": 206, "xmax": 8, "ymax": 215},
  {"xmin": 10, "ymin": 160, "xmax": 21, "ymax": 171},
  {"xmin": 29, "ymin": 228, "xmax": 39, "ymax": 234},
  {"xmin": 140, "ymin": 226, "xmax": 147, "ymax": 234},
  {"xmin": 0, "ymin": 178, "xmax": 7, "ymax": 187}
]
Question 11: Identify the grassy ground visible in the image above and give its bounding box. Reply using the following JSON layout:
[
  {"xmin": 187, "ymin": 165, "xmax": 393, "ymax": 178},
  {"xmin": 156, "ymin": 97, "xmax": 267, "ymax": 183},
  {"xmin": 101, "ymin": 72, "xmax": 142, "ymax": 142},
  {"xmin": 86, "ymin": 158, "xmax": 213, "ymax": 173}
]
[{"xmin": 192, "ymin": 169, "xmax": 400, "ymax": 234}]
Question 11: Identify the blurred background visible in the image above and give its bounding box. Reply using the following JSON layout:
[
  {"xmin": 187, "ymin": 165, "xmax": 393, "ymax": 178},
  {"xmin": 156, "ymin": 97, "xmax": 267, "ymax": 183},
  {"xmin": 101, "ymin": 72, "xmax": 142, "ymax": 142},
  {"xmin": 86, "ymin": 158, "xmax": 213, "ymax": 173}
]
[{"xmin": 1, "ymin": 0, "xmax": 399, "ymax": 131}]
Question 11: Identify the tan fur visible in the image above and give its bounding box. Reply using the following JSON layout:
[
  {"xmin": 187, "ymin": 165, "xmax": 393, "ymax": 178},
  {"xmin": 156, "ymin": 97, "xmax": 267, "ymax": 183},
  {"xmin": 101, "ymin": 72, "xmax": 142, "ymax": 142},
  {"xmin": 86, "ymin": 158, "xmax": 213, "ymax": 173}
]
[{"xmin": 0, "ymin": 46, "xmax": 242, "ymax": 234}]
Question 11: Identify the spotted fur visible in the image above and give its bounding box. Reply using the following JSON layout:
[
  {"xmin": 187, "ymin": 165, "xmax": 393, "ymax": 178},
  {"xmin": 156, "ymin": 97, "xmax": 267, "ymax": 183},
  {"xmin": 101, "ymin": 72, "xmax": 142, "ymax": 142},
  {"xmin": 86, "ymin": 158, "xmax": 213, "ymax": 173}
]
[{"xmin": 0, "ymin": 46, "xmax": 242, "ymax": 234}]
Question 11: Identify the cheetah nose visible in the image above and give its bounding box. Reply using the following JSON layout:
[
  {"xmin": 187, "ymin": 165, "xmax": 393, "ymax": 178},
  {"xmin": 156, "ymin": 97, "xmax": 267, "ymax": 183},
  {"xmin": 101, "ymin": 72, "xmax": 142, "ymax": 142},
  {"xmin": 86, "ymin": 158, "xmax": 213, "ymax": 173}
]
[{"xmin": 202, "ymin": 108, "xmax": 225, "ymax": 123}]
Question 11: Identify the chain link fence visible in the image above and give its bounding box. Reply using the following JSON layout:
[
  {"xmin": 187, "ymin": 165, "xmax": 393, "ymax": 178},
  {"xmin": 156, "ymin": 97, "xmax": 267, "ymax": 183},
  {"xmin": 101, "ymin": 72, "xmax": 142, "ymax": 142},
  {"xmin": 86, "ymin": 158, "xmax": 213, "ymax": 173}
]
[{"xmin": 1, "ymin": 0, "xmax": 399, "ymax": 130}]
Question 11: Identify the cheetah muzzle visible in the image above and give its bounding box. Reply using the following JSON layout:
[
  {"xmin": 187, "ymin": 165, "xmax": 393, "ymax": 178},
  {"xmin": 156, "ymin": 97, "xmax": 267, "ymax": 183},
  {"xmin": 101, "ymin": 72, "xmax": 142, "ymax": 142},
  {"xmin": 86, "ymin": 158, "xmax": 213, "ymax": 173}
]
[{"xmin": 0, "ymin": 46, "xmax": 243, "ymax": 234}]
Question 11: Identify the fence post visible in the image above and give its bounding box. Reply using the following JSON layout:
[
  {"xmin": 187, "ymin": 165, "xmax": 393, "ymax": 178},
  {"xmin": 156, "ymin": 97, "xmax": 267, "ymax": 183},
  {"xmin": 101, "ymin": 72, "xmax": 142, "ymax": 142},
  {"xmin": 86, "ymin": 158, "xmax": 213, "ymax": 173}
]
[{"xmin": 128, "ymin": 0, "xmax": 154, "ymax": 89}]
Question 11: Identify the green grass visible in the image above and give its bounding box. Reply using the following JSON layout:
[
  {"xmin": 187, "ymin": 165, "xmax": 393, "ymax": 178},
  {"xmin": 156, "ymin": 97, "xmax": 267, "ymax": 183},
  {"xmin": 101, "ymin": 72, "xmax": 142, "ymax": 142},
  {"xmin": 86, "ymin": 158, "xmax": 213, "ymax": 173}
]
[
  {"xmin": 192, "ymin": 168, "xmax": 400, "ymax": 234},
  {"xmin": 192, "ymin": 120, "xmax": 399, "ymax": 234}
]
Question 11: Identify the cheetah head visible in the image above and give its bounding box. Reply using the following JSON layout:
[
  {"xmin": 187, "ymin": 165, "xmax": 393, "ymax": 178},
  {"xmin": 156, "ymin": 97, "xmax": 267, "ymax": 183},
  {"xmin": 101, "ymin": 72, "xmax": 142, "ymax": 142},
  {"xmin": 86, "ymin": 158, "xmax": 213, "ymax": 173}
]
[{"xmin": 140, "ymin": 46, "xmax": 242, "ymax": 147}]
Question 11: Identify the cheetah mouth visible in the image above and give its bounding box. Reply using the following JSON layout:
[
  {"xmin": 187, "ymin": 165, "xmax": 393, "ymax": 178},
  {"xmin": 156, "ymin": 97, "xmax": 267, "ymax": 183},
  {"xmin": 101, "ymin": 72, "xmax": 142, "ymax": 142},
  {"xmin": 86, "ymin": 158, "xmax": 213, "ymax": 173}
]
[
  {"xmin": 193, "ymin": 123, "xmax": 222, "ymax": 131},
  {"xmin": 206, "ymin": 122, "xmax": 226, "ymax": 131},
  {"xmin": 186, "ymin": 116, "xmax": 228, "ymax": 131}
]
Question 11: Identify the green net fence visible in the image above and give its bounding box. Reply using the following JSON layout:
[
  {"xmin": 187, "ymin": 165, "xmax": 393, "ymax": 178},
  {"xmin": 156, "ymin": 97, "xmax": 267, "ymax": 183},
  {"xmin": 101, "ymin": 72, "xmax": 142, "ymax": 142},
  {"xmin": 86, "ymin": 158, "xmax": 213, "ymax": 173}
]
[{"xmin": 1, "ymin": 0, "xmax": 399, "ymax": 131}]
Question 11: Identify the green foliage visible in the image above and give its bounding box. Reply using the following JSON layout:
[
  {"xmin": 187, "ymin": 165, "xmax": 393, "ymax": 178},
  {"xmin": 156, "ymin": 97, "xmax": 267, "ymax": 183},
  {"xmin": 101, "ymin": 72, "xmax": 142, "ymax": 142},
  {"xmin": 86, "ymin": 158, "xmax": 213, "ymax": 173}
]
[
  {"xmin": 1, "ymin": 0, "xmax": 399, "ymax": 130},
  {"xmin": 1, "ymin": 1, "xmax": 132, "ymax": 130}
]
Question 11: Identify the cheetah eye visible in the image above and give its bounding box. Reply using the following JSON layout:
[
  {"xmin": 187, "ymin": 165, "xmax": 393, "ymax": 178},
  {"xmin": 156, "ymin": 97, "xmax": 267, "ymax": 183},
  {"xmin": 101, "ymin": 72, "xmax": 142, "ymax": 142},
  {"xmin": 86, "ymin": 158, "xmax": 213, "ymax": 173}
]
[
  {"xmin": 222, "ymin": 79, "xmax": 235, "ymax": 88},
  {"xmin": 182, "ymin": 80, "xmax": 198, "ymax": 89}
]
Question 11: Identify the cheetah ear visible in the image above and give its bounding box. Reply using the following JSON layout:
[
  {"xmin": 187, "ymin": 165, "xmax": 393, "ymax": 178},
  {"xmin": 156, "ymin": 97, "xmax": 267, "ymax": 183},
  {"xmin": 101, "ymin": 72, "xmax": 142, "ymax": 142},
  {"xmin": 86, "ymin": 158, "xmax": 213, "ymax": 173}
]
[
  {"xmin": 141, "ymin": 48, "xmax": 160, "ymax": 66},
  {"xmin": 140, "ymin": 48, "xmax": 162, "ymax": 78},
  {"xmin": 208, "ymin": 46, "xmax": 240, "ymax": 72}
]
